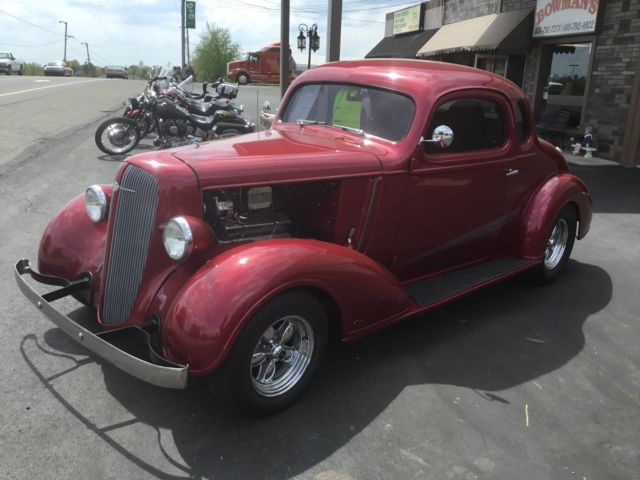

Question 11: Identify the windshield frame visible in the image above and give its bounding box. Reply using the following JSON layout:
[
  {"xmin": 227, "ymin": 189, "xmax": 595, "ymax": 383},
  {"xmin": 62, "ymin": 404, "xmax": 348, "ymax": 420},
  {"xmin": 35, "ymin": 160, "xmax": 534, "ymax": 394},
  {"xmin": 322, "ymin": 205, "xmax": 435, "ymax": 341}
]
[{"xmin": 279, "ymin": 81, "xmax": 417, "ymax": 143}]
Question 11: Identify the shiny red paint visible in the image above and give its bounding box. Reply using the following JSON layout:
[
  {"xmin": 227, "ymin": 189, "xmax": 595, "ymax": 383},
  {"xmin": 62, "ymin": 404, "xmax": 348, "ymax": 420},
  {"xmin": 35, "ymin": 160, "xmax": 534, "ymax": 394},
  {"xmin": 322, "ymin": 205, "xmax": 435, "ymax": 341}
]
[
  {"xmin": 162, "ymin": 239, "xmax": 411, "ymax": 374},
  {"xmin": 34, "ymin": 59, "xmax": 592, "ymax": 379},
  {"xmin": 38, "ymin": 186, "xmax": 112, "ymax": 304}
]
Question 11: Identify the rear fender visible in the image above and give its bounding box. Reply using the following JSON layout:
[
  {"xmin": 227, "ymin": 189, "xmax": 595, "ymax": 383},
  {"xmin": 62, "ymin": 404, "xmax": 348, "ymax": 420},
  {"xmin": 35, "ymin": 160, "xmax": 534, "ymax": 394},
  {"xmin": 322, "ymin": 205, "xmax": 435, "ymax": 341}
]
[
  {"xmin": 515, "ymin": 173, "xmax": 592, "ymax": 260},
  {"xmin": 162, "ymin": 239, "xmax": 410, "ymax": 375},
  {"xmin": 38, "ymin": 185, "xmax": 112, "ymax": 304}
]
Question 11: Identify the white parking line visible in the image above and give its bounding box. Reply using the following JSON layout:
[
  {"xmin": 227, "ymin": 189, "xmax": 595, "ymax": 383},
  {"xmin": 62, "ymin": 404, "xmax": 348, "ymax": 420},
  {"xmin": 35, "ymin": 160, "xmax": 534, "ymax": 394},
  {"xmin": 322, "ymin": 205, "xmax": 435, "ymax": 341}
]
[{"xmin": 0, "ymin": 79, "xmax": 104, "ymax": 97}]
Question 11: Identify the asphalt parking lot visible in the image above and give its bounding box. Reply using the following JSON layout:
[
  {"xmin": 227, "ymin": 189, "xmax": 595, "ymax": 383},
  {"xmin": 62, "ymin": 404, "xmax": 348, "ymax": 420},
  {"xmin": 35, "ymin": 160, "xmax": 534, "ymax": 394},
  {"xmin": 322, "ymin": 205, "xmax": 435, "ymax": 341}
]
[{"xmin": 0, "ymin": 76, "xmax": 638, "ymax": 479}]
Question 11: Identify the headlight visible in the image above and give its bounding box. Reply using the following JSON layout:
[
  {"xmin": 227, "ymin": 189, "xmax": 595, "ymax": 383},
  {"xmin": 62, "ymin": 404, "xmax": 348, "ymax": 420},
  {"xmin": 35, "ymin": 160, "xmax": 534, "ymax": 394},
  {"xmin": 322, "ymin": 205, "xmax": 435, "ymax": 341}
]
[
  {"xmin": 85, "ymin": 185, "xmax": 107, "ymax": 222},
  {"xmin": 163, "ymin": 217, "xmax": 193, "ymax": 260}
]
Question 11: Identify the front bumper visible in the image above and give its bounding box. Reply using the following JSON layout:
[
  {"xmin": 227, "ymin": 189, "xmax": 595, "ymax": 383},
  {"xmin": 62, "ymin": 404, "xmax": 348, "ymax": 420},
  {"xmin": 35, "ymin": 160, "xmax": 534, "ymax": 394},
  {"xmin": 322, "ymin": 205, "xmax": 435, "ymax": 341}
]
[{"xmin": 15, "ymin": 259, "xmax": 188, "ymax": 389}]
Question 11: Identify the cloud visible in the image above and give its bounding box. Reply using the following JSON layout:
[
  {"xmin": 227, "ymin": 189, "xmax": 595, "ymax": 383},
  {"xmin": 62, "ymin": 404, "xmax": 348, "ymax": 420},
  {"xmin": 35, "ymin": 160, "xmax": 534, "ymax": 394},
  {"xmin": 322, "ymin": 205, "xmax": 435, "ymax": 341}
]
[{"xmin": 0, "ymin": 0, "xmax": 402, "ymax": 68}]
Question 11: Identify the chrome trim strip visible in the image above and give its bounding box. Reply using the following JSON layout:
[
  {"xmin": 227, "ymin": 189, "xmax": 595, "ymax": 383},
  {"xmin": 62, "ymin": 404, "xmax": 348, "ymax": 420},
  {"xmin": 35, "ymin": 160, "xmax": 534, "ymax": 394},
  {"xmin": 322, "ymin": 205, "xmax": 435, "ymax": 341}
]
[
  {"xmin": 357, "ymin": 176, "xmax": 380, "ymax": 251},
  {"xmin": 15, "ymin": 259, "xmax": 188, "ymax": 390}
]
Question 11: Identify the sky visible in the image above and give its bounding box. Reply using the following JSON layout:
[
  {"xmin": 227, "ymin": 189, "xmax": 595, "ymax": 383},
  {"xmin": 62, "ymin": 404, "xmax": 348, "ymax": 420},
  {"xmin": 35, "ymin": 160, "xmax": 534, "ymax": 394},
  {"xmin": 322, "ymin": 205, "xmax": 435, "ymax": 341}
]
[{"xmin": 0, "ymin": 0, "xmax": 419, "ymax": 68}]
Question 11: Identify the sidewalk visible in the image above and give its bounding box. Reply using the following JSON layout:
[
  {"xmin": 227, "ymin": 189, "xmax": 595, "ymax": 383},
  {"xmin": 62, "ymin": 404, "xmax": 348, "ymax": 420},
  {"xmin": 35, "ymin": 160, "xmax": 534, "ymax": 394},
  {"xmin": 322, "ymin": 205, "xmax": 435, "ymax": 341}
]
[{"xmin": 562, "ymin": 151, "xmax": 620, "ymax": 167}]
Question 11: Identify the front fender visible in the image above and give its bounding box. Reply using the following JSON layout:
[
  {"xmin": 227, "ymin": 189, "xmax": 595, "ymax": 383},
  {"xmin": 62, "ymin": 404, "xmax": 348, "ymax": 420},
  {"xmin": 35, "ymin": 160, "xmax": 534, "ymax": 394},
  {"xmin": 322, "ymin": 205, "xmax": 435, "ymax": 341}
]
[
  {"xmin": 38, "ymin": 186, "xmax": 111, "ymax": 303},
  {"xmin": 162, "ymin": 239, "xmax": 411, "ymax": 375},
  {"xmin": 515, "ymin": 173, "xmax": 592, "ymax": 260}
]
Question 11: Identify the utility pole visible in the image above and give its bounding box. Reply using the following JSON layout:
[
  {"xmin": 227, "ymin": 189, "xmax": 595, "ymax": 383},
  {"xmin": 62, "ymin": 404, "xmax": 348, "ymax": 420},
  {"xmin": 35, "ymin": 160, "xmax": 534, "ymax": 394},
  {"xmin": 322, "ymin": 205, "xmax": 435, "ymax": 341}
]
[
  {"xmin": 186, "ymin": 28, "xmax": 190, "ymax": 64},
  {"xmin": 81, "ymin": 42, "xmax": 92, "ymax": 77},
  {"xmin": 58, "ymin": 20, "xmax": 74, "ymax": 63},
  {"xmin": 326, "ymin": 0, "xmax": 342, "ymax": 62},
  {"xmin": 280, "ymin": 0, "xmax": 290, "ymax": 98},
  {"xmin": 181, "ymin": 0, "xmax": 186, "ymax": 69}
]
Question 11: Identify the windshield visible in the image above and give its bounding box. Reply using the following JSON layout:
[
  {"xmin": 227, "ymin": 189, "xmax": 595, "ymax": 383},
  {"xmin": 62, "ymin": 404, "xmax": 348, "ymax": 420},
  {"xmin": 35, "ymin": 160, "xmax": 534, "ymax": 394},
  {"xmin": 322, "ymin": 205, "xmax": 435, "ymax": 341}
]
[
  {"xmin": 47, "ymin": 61, "xmax": 63, "ymax": 66},
  {"xmin": 0, "ymin": 53, "xmax": 9, "ymax": 59},
  {"xmin": 280, "ymin": 83, "xmax": 415, "ymax": 142}
]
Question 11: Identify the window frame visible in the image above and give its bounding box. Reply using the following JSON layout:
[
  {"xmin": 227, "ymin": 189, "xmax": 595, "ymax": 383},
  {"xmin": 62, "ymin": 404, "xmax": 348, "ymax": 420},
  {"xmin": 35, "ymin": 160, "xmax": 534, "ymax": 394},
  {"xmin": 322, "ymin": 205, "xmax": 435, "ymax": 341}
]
[
  {"xmin": 422, "ymin": 89, "xmax": 514, "ymax": 165},
  {"xmin": 279, "ymin": 81, "xmax": 417, "ymax": 143}
]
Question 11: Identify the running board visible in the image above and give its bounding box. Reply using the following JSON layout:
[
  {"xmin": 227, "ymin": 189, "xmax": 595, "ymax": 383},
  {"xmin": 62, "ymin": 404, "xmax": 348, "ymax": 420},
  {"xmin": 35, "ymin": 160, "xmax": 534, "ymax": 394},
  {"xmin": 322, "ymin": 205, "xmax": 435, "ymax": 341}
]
[{"xmin": 404, "ymin": 256, "xmax": 533, "ymax": 307}]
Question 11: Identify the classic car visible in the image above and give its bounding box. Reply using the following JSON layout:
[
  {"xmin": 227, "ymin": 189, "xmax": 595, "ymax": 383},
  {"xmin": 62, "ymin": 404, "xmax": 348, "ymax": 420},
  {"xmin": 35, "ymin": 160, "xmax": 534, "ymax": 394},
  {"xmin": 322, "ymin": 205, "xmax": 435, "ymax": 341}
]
[
  {"xmin": 43, "ymin": 61, "xmax": 73, "ymax": 76},
  {"xmin": 15, "ymin": 59, "xmax": 592, "ymax": 416}
]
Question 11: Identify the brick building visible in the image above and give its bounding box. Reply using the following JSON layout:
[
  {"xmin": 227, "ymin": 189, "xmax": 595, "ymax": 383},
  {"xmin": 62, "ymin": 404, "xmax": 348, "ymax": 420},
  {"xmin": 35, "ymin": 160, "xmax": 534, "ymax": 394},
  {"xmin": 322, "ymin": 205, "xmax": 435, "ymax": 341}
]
[{"xmin": 366, "ymin": 0, "xmax": 640, "ymax": 166}]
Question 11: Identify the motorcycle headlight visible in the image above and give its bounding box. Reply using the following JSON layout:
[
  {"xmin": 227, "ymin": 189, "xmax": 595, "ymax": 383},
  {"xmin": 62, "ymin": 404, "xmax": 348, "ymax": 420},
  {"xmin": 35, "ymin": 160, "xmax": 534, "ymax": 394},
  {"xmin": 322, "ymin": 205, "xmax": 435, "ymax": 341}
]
[
  {"xmin": 163, "ymin": 217, "xmax": 193, "ymax": 260},
  {"xmin": 85, "ymin": 185, "xmax": 107, "ymax": 222}
]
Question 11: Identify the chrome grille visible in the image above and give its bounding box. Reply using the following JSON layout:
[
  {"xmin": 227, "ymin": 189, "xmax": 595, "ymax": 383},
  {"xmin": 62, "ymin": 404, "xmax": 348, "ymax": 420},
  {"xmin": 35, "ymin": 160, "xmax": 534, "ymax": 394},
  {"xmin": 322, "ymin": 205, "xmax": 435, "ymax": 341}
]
[{"xmin": 103, "ymin": 165, "xmax": 158, "ymax": 326}]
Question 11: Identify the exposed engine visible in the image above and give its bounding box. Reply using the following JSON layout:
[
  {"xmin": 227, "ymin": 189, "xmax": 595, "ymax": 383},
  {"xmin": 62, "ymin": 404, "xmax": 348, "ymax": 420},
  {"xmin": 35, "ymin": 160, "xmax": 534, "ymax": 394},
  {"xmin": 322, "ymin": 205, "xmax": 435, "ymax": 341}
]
[
  {"xmin": 203, "ymin": 181, "xmax": 341, "ymax": 244},
  {"xmin": 157, "ymin": 118, "xmax": 189, "ymax": 137}
]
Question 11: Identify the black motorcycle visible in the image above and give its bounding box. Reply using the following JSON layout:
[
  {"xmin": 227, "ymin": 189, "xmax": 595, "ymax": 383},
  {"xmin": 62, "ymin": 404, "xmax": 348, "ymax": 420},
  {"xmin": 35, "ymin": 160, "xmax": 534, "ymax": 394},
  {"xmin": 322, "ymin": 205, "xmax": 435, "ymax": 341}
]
[{"xmin": 95, "ymin": 76, "xmax": 254, "ymax": 155}]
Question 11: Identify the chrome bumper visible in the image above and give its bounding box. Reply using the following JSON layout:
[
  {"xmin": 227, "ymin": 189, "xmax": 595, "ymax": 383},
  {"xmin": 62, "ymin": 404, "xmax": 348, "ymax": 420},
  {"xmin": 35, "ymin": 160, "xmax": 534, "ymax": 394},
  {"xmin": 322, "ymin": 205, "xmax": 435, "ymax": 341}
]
[{"xmin": 14, "ymin": 259, "xmax": 188, "ymax": 389}]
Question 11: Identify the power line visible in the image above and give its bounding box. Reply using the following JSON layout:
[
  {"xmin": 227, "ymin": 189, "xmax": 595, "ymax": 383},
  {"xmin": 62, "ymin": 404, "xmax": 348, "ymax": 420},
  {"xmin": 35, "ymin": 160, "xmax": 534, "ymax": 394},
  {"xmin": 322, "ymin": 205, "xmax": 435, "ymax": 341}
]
[
  {"xmin": 0, "ymin": 40, "xmax": 64, "ymax": 47},
  {"xmin": 0, "ymin": 9, "xmax": 64, "ymax": 36}
]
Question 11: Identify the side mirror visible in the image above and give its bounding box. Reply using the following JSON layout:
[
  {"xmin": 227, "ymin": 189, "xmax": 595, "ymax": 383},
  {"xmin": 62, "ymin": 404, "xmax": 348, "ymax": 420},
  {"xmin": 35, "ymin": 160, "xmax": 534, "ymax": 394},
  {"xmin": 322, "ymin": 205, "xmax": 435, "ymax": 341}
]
[
  {"xmin": 262, "ymin": 100, "xmax": 271, "ymax": 113},
  {"xmin": 420, "ymin": 124, "xmax": 454, "ymax": 149}
]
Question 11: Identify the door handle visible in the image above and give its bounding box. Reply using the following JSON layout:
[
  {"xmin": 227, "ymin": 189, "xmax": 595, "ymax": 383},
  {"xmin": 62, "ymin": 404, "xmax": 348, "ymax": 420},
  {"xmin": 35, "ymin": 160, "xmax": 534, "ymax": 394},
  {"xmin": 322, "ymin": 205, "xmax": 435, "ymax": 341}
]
[{"xmin": 505, "ymin": 168, "xmax": 520, "ymax": 177}]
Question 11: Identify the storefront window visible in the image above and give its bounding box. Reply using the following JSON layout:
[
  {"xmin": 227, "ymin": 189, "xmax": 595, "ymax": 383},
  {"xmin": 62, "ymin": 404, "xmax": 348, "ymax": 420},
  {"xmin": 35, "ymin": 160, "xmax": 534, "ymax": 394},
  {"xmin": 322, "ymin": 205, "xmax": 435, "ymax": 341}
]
[{"xmin": 542, "ymin": 42, "xmax": 592, "ymax": 128}]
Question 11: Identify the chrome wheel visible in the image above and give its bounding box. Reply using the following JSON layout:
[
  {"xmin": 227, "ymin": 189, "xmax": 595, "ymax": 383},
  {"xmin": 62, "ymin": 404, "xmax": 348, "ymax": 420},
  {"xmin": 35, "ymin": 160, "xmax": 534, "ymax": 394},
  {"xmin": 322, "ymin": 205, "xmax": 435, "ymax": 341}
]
[
  {"xmin": 100, "ymin": 121, "xmax": 138, "ymax": 154},
  {"xmin": 544, "ymin": 218, "xmax": 569, "ymax": 270},
  {"xmin": 250, "ymin": 315, "xmax": 315, "ymax": 397}
]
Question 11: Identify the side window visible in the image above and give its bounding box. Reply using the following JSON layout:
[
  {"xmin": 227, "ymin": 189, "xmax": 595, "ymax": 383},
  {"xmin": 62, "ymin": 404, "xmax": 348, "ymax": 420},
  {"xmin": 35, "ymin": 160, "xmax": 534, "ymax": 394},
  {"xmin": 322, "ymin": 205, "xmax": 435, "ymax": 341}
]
[
  {"xmin": 425, "ymin": 98, "xmax": 506, "ymax": 155},
  {"xmin": 514, "ymin": 102, "xmax": 530, "ymax": 143}
]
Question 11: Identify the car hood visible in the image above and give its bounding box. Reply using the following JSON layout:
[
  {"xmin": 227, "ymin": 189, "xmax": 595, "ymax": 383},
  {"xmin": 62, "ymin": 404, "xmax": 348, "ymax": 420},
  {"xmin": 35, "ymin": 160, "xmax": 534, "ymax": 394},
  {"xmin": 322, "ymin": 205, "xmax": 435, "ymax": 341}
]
[{"xmin": 165, "ymin": 124, "xmax": 387, "ymax": 189}]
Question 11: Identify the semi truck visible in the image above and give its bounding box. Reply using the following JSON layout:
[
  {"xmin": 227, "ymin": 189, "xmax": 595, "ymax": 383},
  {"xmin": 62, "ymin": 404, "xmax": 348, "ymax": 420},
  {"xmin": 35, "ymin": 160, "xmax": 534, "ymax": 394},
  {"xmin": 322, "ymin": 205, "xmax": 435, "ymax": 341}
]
[{"xmin": 227, "ymin": 43, "xmax": 296, "ymax": 85}]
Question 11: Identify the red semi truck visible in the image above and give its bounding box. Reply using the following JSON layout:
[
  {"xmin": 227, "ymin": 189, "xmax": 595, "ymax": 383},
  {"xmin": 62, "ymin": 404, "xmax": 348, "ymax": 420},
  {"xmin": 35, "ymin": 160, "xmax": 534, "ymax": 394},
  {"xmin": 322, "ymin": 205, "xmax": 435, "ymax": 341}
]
[{"xmin": 227, "ymin": 42, "xmax": 296, "ymax": 85}]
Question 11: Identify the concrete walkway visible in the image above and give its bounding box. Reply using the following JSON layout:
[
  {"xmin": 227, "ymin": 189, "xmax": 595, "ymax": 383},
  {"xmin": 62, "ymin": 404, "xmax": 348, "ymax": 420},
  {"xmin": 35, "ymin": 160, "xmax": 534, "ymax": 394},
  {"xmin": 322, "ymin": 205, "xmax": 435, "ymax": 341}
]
[{"xmin": 563, "ymin": 152, "xmax": 621, "ymax": 167}]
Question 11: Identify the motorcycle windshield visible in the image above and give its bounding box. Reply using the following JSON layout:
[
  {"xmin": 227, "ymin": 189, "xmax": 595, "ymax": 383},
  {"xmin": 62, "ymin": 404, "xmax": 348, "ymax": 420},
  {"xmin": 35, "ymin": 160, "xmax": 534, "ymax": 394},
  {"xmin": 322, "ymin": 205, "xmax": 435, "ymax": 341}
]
[{"xmin": 178, "ymin": 75, "xmax": 193, "ymax": 89}]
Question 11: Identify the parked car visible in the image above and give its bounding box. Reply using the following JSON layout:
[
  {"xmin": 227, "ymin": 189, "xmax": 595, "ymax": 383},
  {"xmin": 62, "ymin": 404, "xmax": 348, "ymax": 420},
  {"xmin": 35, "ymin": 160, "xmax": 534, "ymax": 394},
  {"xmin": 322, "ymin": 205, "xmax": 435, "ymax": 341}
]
[
  {"xmin": 43, "ymin": 61, "xmax": 73, "ymax": 76},
  {"xmin": 0, "ymin": 52, "xmax": 25, "ymax": 75},
  {"xmin": 15, "ymin": 59, "xmax": 592, "ymax": 416},
  {"xmin": 105, "ymin": 65, "xmax": 128, "ymax": 79}
]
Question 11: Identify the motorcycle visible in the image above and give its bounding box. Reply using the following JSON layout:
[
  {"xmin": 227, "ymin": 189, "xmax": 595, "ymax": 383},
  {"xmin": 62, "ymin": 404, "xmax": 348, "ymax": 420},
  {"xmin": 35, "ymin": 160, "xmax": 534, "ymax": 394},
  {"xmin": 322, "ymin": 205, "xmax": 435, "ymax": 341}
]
[{"xmin": 95, "ymin": 76, "xmax": 254, "ymax": 155}]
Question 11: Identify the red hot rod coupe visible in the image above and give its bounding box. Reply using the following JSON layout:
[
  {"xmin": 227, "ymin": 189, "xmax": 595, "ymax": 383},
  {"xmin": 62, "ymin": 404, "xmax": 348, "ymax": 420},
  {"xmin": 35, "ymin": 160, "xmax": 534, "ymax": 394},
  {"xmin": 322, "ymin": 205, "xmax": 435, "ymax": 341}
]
[{"xmin": 16, "ymin": 59, "xmax": 592, "ymax": 415}]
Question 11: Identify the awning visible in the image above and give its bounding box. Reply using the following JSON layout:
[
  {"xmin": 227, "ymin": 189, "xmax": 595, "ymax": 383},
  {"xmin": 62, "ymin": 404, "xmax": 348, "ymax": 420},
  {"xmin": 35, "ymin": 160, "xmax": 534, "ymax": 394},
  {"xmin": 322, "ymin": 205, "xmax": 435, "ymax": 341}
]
[
  {"xmin": 366, "ymin": 29, "xmax": 439, "ymax": 59},
  {"xmin": 417, "ymin": 8, "xmax": 533, "ymax": 58}
]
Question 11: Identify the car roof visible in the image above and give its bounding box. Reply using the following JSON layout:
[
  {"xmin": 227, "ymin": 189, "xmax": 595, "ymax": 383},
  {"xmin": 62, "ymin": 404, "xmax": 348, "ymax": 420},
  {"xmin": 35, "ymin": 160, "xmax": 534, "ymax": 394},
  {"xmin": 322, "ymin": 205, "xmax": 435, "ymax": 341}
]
[{"xmin": 296, "ymin": 59, "xmax": 525, "ymax": 102}]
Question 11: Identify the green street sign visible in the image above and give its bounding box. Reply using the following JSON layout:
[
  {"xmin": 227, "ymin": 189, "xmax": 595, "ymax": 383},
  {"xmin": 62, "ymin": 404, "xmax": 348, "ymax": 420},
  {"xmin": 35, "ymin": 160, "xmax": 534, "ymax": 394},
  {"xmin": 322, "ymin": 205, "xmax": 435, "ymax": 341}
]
[{"xmin": 186, "ymin": 1, "xmax": 196, "ymax": 29}]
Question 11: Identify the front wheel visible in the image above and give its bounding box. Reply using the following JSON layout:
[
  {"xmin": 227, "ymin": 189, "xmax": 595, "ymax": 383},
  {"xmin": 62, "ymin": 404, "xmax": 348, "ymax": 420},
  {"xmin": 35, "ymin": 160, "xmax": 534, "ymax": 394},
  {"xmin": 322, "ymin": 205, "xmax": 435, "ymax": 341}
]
[
  {"xmin": 18, "ymin": 66, "xmax": 23, "ymax": 76},
  {"xmin": 94, "ymin": 117, "xmax": 140, "ymax": 155},
  {"xmin": 527, "ymin": 204, "xmax": 577, "ymax": 284},
  {"xmin": 214, "ymin": 291, "xmax": 328, "ymax": 416},
  {"xmin": 236, "ymin": 72, "xmax": 249, "ymax": 85}
]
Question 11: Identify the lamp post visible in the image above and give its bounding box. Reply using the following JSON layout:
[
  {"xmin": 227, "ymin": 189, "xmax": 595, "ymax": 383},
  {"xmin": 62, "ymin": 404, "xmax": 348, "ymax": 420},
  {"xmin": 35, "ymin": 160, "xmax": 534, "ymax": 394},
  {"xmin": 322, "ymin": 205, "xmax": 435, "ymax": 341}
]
[
  {"xmin": 58, "ymin": 20, "xmax": 74, "ymax": 63},
  {"xmin": 81, "ymin": 42, "xmax": 92, "ymax": 77},
  {"xmin": 569, "ymin": 64, "xmax": 579, "ymax": 78},
  {"xmin": 297, "ymin": 23, "xmax": 320, "ymax": 70}
]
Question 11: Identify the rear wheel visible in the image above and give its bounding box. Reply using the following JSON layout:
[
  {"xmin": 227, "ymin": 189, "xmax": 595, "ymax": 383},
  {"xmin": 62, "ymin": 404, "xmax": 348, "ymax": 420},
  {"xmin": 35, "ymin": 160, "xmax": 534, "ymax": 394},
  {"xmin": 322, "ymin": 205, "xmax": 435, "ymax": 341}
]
[
  {"xmin": 215, "ymin": 128, "xmax": 240, "ymax": 139},
  {"xmin": 94, "ymin": 117, "xmax": 140, "ymax": 155},
  {"xmin": 527, "ymin": 204, "xmax": 577, "ymax": 284},
  {"xmin": 214, "ymin": 291, "xmax": 328, "ymax": 416}
]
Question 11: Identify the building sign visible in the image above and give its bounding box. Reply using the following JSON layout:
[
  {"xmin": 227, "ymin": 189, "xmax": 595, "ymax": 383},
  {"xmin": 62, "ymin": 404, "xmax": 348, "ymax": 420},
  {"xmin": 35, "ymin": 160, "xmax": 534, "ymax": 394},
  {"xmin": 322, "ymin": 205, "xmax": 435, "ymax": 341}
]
[
  {"xmin": 393, "ymin": 4, "xmax": 421, "ymax": 35},
  {"xmin": 185, "ymin": 1, "xmax": 196, "ymax": 29},
  {"xmin": 533, "ymin": 0, "xmax": 599, "ymax": 38}
]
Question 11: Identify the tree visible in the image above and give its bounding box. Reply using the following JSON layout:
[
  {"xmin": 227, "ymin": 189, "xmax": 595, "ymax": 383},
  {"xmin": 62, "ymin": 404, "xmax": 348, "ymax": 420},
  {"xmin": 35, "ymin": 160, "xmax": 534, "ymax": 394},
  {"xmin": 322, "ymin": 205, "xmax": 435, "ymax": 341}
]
[
  {"xmin": 67, "ymin": 59, "xmax": 80, "ymax": 74},
  {"xmin": 192, "ymin": 23, "xmax": 241, "ymax": 82}
]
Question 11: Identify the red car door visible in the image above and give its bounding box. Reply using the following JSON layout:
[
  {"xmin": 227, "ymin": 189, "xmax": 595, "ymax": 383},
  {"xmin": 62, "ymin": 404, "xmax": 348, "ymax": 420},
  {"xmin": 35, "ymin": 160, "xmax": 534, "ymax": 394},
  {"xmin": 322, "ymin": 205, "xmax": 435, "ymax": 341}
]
[{"xmin": 392, "ymin": 91, "xmax": 517, "ymax": 281}]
